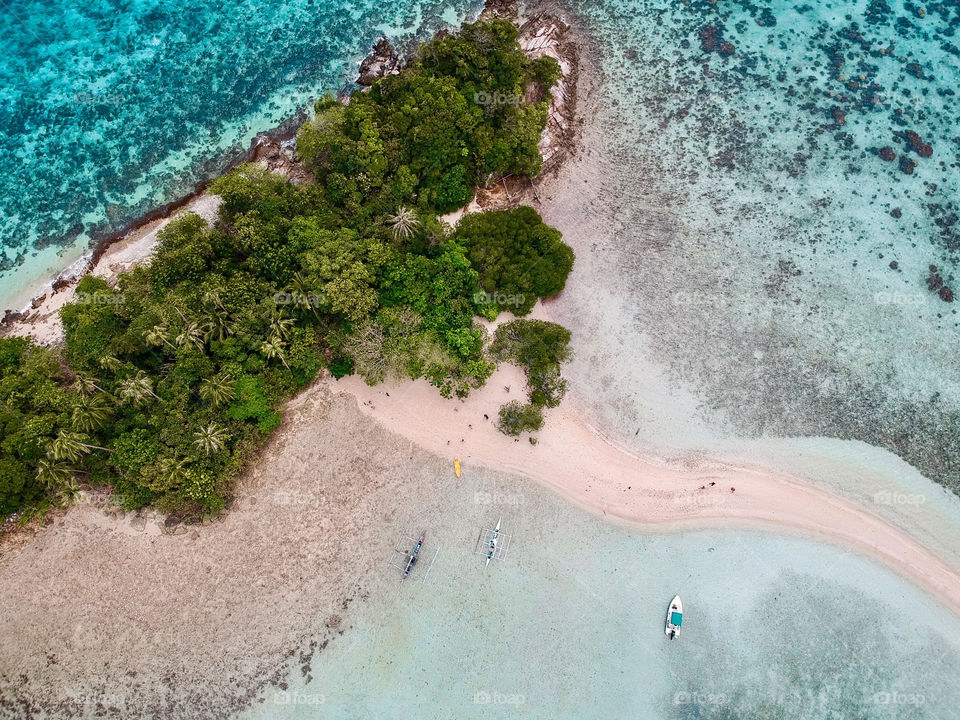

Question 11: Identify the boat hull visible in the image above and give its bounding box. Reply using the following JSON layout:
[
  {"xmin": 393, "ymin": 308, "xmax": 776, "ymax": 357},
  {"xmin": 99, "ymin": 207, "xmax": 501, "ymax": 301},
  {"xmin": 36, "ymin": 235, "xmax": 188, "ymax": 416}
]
[{"xmin": 665, "ymin": 595, "xmax": 683, "ymax": 639}]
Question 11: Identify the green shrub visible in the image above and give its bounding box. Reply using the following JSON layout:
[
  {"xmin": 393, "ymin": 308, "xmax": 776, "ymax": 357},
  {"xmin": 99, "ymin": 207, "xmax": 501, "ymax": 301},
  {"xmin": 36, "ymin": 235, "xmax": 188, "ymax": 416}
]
[
  {"xmin": 496, "ymin": 401, "xmax": 543, "ymax": 435},
  {"xmin": 61, "ymin": 276, "xmax": 123, "ymax": 370},
  {"xmin": 0, "ymin": 456, "xmax": 38, "ymax": 516},
  {"xmin": 491, "ymin": 319, "xmax": 571, "ymax": 407},
  {"xmin": 455, "ymin": 207, "xmax": 574, "ymax": 317}
]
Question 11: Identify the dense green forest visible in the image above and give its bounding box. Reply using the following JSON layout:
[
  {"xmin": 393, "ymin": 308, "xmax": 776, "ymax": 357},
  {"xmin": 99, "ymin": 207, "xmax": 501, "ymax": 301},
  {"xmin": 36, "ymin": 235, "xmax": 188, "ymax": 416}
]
[{"xmin": 0, "ymin": 19, "xmax": 573, "ymax": 520}]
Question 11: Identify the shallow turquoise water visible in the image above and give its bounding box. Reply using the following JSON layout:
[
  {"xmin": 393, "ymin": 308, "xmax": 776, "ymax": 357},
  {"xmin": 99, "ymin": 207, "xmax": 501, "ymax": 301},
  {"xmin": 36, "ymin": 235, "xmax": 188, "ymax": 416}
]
[
  {"xmin": 535, "ymin": 0, "xmax": 960, "ymax": 489},
  {"xmin": 0, "ymin": 0, "xmax": 480, "ymax": 309},
  {"xmin": 237, "ymin": 468, "xmax": 960, "ymax": 719}
]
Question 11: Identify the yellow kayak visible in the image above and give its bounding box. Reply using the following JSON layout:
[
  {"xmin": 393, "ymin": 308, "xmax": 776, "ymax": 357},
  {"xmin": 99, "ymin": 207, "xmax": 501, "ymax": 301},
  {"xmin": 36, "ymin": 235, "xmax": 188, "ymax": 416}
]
[{"xmin": 454, "ymin": 458, "xmax": 461, "ymax": 478}]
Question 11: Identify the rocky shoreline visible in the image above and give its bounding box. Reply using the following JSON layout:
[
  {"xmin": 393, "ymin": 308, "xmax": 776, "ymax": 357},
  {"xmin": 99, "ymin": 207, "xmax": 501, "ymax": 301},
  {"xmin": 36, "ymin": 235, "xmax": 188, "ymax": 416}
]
[
  {"xmin": 0, "ymin": 0, "xmax": 580, "ymax": 341},
  {"xmin": 0, "ymin": 122, "xmax": 309, "ymax": 333}
]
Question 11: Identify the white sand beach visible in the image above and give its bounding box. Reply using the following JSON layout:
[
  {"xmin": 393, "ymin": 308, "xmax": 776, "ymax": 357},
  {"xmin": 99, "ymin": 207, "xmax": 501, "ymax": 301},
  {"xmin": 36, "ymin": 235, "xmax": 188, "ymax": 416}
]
[{"xmin": 331, "ymin": 363, "xmax": 960, "ymax": 618}]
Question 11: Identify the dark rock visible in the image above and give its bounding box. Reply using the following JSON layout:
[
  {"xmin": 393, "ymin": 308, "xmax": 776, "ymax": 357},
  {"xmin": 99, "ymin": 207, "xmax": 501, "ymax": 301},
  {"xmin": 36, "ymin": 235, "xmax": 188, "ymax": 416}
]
[
  {"xmin": 926, "ymin": 267, "xmax": 944, "ymax": 291},
  {"xmin": 718, "ymin": 41, "xmax": 736, "ymax": 57},
  {"xmin": 889, "ymin": 260, "xmax": 898, "ymax": 269},
  {"xmin": 904, "ymin": 130, "xmax": 933, "ymax": 157},
  {"xmin": 1, "ymin": 309, "xmax": 25, "ymax": 325},
  {"xmin": 940, "ymin": 287, "xmax": 955, "ymax": 302},
  {"xmin": 624, "ymin": 48, "xmax": 638, "ymax": 61},
  {"xmin": 357, "ymin": 36, "xmax": 399, "ymax": 86},
  {"xmin": 699, "ymin": 25, "xmax": 719, "ymax": 53},
  {"xmin": 831, "ymin": 107, "xmax": 846, "ymax": 126},
  {"xmin": 891, "ymin": 208, "xmax": 902, "ymax": 218},
  {"xmin": 878, "ymin": 146, "xmax": 896, "ymax": 161},
  {"xmin": 899, "ymin": 156, "xmax": 917, "ymax": 174},
  {"xmin": 906, "ymin": 62, "xmax": 923, "ymax": 79},
  {"xmin": 756, "ymin": 8, "xmax": 777, "ymax": 26}
]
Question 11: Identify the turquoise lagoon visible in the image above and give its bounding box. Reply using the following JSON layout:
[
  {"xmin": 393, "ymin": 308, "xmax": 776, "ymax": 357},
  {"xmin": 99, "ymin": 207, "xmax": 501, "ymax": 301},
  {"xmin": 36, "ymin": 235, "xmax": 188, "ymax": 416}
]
[
  {"xmin": 238, "ymin": 467, "xmax": 960, "ymax": 719},
  {"xmin": 538, "ymin": 0, "xmax": 960, "ymax": 489},
  {"xmin": 0, "ymin": 0, "xmax": 482, "ymax": 311}
]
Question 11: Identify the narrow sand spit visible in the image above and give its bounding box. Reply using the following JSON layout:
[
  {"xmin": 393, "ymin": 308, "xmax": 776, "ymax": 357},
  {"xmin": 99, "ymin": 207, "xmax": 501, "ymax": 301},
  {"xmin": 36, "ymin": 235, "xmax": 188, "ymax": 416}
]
[{"xmin": 331, "ymin": 367, "xmax": 960, "ymax": 618}]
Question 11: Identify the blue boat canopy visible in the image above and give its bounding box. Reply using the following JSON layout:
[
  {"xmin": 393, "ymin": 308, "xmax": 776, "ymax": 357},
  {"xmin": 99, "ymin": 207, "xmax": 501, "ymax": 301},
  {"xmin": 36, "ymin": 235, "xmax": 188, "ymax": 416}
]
[{"xmin": 671, "ymin": 612, "xmax": 683, "ymax": 626}]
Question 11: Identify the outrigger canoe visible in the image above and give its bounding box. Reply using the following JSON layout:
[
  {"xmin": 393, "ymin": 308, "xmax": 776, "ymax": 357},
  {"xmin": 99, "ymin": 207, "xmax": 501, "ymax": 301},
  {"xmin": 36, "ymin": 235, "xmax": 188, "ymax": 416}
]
[
  {"xmin": 665, "ymin": 595, "xmax": 683, "ymax": 639},
  {"xmin": 454, "ymin": 458, "xmax": 461, "ymax": 478},
  {"xmin": 485, "ymin": 517, "xmax": 501, "ymax": 568},
  {"xmin": 403, "ymin": 532, "xmax": 425, "ymax": 578}
]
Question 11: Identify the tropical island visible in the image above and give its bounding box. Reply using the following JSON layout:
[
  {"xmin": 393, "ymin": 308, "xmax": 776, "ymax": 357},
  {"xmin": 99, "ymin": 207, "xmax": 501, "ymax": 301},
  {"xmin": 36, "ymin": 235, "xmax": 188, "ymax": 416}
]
[
  {"xmin": 0, "ymin": 18, "xmax": 576, "ymax": 521},
  {"xmin": 4, "ymin": 1, "xmax": 960, "ymax": 716}
]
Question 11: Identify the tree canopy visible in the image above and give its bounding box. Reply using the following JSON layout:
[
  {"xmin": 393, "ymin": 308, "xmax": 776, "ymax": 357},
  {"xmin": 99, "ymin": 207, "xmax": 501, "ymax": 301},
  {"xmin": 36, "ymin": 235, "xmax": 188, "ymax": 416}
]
[{"xmin": 0, "ymin": 19, "xmax": 572, "ymax": 521}]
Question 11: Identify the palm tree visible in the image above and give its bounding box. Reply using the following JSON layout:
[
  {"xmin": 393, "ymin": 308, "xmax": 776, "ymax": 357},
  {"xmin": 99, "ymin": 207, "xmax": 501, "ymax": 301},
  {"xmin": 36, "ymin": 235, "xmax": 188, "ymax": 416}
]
[
  {"xmin": 35, "ymin": 457, "xmax": 75, "ymax": 489},
  {"xmin": 71, "ymin": 394, "xmax": 111, "ymax": 432},
  {"xmin": 200, "ymin": 291, "xmax": 235, "ymax": 341},
  {"xmin": 155, "ymin": 456, "xmax": 189, "ymax": 491},
  {"xmin": 203, "ymin": 307, "xmax": 235, "ymax": 342},
  {"xmin": 98, "ymin": 354, "xmax": 123, "ymax": 373},
  {"xmin": 54, "ymin": 475, "xmax": 81, "ymax": 507},
  {"xmin": 269, "ymin": 312, "xmax": 294, "ymax": 342},
  {"xmin": 175, "ymin": 322, "xmax": 204, "ymax": 350},
  {"xmin": 46, "ymin": 431, "xmax": 112, "ymax": 463},
  {"xmin": 261, "ymin": 336, "xmax": 291, "ymax": 371},
  {"xmin": 386, "ymin": 206, "xmax": 420, "ymax": 240},
  {"xmin": 74, "ymin": 375, "xmax": 108, "ymax": 396},
  {"xmin": 287, "ymin": 272, "xmax": 324, "ymax": 323},
  {"xmin": 144, "ymin": 323, "xmax": 176, "ymax": 351},
  {"xmin": 193, "ymin": 423, "xmax": 229, "ymax": 456},
  {"xmin": 199, "ymin": 372, "xmax": 235, "ymax": 407},
  {"xmin": 117, "ymin": 371, "xmax": 161, "ymax": 406},
  {"xmin": 201, "ymin": 290, "xmax": 224, "ymax": 309}
]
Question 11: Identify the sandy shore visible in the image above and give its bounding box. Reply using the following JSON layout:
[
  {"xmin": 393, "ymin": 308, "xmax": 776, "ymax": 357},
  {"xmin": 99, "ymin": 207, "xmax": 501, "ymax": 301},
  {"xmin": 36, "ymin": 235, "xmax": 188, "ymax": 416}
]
[
  {"xmin": 0, "ymin": 385, "xmax": 456, "ymax": 717},
  {"xmin": 0, "ymin": 193, "xmax": 222, "ymax": 346},
  {"xmin": 330, "ymin": 331, "xmax": 960, "ymax": 617}
]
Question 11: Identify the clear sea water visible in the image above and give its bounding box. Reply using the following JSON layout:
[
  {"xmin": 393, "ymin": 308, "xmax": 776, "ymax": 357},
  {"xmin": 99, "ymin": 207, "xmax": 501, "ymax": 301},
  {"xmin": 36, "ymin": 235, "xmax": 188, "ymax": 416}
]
[
  {"xmin": 0, "ymin": 0, "xmax": 482, "ymax": 310},
  {"xmin": 4, "ymin": 0, "xmax": 960, "ymax": 716},
  {"xmin": 537, "ymin": 0, "xmax": 960, "ymax": 490},
  {"xmin": 235, "ymin": 466, "xmax": 960, "ymax": 720}
]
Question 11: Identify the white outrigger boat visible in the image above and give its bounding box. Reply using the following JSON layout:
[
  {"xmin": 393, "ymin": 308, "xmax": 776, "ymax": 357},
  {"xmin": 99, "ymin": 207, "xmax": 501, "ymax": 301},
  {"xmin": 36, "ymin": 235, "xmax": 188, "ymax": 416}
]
[
  {"xmin": 475, "ymin": 517, "xmax": 510, "ymax": 566},
  {"xmin": 665, "ymin": 595, "xmax": 683, "ymax": 639},
  {"xmin": 485, "ymin": 517, "xmax": 502, "ymax": 567}
]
